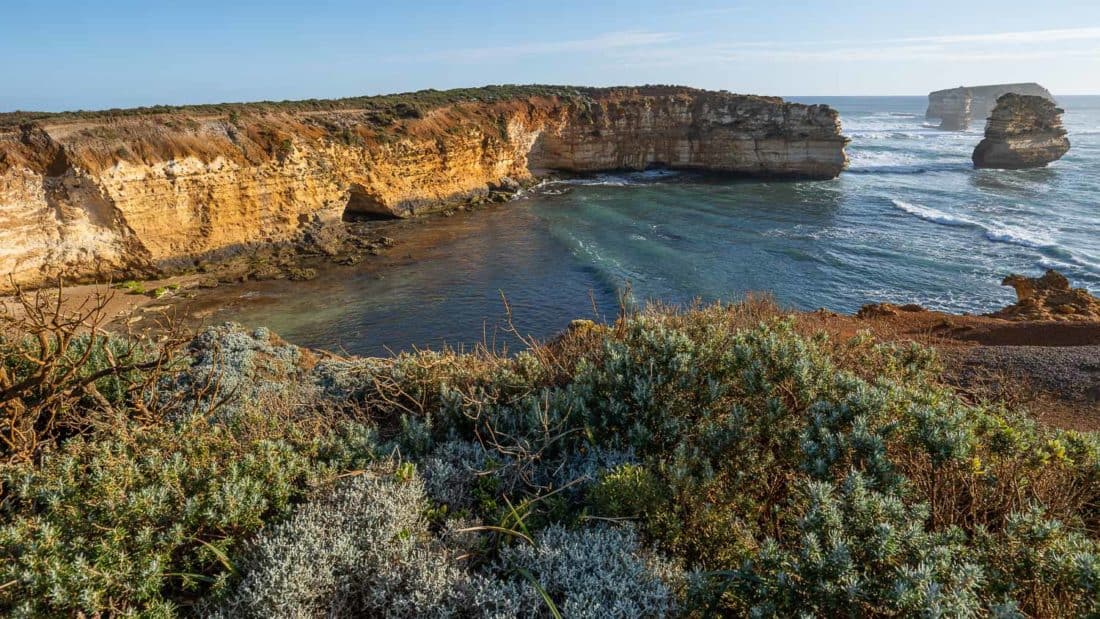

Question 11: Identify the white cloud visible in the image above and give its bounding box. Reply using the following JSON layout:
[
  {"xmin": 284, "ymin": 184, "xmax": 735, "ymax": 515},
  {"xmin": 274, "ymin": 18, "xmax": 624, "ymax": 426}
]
[
  {"xmin": 896, "ymin": 27, "xmax": 1100, "ymax": 45},
  {"xmin": 401, "ymin": 26, "xmax": 1100, "ymax": 72},
  {"xmin": 607, "ymin": 26, "xmax": 1100, "ymax": 66},
  {"xmin": 414, "ymin": 30, "xmax": 679, "ymax": 62}
]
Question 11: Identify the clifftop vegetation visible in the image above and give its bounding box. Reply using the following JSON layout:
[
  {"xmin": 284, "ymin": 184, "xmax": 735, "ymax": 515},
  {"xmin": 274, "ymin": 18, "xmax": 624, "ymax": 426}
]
[
  {"xmin": 1, "ymin": 291, "xmax": 1097, "ymax": 616},
  {"xmin": 0, "ymin": 84, "xmax": 741, "ymax": 130}
]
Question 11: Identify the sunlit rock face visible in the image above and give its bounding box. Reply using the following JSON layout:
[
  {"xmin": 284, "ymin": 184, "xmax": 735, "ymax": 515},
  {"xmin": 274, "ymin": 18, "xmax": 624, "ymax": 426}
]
[
  {"xmin": 993, "ymin": 269, "xmax": 1100, "ymax": 321},
  {"xmin": 0, "ymin": 87, "xmax": 848, "ymax": 290},
  {"xmin": 926, "ymin": 82, "xmax": 1054, "ymax": 131},
  {"xmin": 972, "ymin": 94, "xmax": 1070, "ymax": 170},
  {"xmin": 529, "ymin": 92, "xmax": 848, "ymax": 179}
]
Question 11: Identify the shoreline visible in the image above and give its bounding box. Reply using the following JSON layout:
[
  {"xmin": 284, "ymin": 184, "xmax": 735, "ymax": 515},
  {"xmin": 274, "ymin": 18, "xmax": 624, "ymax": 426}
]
[{"xmin": 7, "ymin": 262, "xmax": 1099, "ymax": 433}]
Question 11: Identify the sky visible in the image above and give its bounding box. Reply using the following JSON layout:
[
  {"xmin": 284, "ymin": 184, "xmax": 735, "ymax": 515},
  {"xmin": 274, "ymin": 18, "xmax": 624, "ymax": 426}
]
[{"xmin": 3, "ymin": 0, "xmax": 1100, "ymax": 112}]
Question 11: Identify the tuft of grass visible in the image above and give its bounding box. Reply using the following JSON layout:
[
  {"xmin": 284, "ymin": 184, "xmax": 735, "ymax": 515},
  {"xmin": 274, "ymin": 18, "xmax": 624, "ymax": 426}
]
[{"xmin": 115, "ymin": 279, "xmax": 146, "ymax": 295}]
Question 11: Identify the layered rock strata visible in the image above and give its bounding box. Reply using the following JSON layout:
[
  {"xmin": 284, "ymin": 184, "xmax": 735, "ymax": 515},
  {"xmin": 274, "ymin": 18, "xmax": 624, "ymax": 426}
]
[
  {"xmin": 991, "ymin": 270, "xmax": 1100, "ymax": 321},
  {"xmin": 926, "ymin": 82, "xmax": 1054, "ymax": 130},
  {"xmin": 0, "ymin": 86, "xmax": 848, "ymax": 290},
  {"xmin": 972, "ymin": 94, "xmax": 1070, "ymax": 169}
]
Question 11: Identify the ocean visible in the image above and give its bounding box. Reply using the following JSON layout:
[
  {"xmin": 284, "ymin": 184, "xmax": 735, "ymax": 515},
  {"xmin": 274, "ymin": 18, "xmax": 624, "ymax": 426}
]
[{"xmin": 198, "ymin": 95, "xmax": 1100, "ymax": 356}]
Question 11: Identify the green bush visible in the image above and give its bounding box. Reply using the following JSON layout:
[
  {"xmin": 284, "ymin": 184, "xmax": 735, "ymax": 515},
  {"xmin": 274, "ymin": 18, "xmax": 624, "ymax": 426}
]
[
  {"xmin": 0, "ymin": 410, "xmax": 377, "ymax": 616},
  {"xmin": 2, "ymin": 303, "xmax": 1099, "ymax": 616},
  {"xmin": 116, "ymin": 280, "xmax": 146, "ymax": 295},
  {"xmin": 209, "ymin": 469, "xmax": 475, "ymax": 618}
]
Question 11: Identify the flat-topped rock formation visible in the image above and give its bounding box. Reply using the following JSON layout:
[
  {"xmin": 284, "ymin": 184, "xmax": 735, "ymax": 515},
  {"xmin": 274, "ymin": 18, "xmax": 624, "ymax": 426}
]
[
  {"xmin": 0, "ymin": 86, "xmax": 848, "ymax": 291},
  {"xmin": 991, "ymin": 269, "xmax": 1100, "ymax": 321},
  {"xmin": 926, "ymin": 82, "xmax": 1054, "ymax": 130},
  {"xmin": 972, "ymin": 94, "xmax": 1070, "ymax": 169}
]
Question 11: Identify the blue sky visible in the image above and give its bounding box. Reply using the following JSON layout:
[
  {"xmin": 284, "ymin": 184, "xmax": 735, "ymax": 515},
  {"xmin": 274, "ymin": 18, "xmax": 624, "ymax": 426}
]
[{"xmin": 3, "ymin": 0, "xmax": 1099, "ymax": 111}]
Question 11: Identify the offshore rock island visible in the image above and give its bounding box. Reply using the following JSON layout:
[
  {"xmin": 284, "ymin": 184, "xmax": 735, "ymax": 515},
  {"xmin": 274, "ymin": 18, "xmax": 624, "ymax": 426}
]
[
  {"xmin": 925, "ymin": 82, "xmax": 1054, "ymax": 130},
  {"xmin": 972, "ymin": 93, "xmax": 1071, "ymax": 169},
  {"xmin": 0, "ymin": 85, "xmax": 847, "ymax": 291}
]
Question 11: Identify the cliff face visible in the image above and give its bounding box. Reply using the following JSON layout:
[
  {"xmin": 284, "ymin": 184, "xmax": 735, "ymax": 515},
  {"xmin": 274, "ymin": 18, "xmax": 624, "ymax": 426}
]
[
  {"xmin": 926, "ymin": 83, "xmax": 1054, "ymax": 130},
  {"xmin": 0, "ymin": 87, "xmax": 847, "ymax": 290},
  {"xmin": 972, "ymin": 94, "xmax": 1070, "ymax": 169},
  {"xmin": 529, "ymin": 93, "xmax": 847, "ymax": 179}
]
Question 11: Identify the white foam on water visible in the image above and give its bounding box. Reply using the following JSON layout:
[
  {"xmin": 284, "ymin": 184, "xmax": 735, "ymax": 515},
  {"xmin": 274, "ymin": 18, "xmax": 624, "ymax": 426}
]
[
  {"xmin": 890, "ymin": 199, "xmax": 975, "ymax": 227},
  {"xmin": 983, "ymin": 224, "xmax": 1054, "ymax": 249},
  {"xmin": 540, "ymin": 169, "xmax": 684, "ymax": 189},
  {"xmin": 890, "ymin": 199, "xmax": 1076, "ymax": 255}
]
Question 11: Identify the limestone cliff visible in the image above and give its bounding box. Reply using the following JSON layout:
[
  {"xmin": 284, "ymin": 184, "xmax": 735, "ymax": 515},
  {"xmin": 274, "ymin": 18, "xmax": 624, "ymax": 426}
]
[
  {"xmin": 926, "ymin": 82, "xmax": 1054, "ymax": 130},
  {"xmin": 972, "ymin": 94, "xmax": 1070, "ymax": 169},
  {"xmin": 0, "ymin": 86, "xmax": 847, "ymax": 291}
]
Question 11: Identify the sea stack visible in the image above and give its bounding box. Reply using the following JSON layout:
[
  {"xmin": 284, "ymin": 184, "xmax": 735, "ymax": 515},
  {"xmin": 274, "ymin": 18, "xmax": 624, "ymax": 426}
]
[
  {"xmin": 972, "ymin": 94, "xmax": 1070, "ymax": 169},
  {"xmin": 926, "ymin": 82, "xmax": 1054, "ymax": 131}
]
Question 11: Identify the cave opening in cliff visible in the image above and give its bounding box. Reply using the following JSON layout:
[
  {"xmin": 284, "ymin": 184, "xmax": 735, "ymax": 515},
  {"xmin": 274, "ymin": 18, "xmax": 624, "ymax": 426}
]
[{"xmin": 342, "ymin": 185, "xmax": 399, "ymax": 221}]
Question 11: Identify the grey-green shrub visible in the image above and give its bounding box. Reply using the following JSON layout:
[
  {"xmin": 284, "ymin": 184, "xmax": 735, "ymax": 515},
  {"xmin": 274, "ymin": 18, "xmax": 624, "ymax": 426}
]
[
  {"xmin": 6, "ymin": 304, "xmax": 1100, "ymax": 617},
  {"xmin": 214, "ymin": 468, "xmax": 685, "ymax": 618},
  {"xmin": 491, "ymin": 524, "xmax": 685, "ymax": 618},
  {"xmin": 0, "ymin": 411, "xmax": 377, "ymax": 617},
  {"xmin": 211, "ymin": 470, "xmax": 476, "ymax": 618}
]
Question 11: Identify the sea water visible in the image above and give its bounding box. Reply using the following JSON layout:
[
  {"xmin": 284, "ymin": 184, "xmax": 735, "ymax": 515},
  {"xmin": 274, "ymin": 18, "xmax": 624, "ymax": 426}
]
[{"xmin": 201, "ymin": 96, "xmax": 1100, "ymax": 356}]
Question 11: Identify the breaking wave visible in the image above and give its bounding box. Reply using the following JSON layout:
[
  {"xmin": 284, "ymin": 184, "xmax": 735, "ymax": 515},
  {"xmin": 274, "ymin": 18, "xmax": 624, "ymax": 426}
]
[{"xmin": 890, "ymin": 199, "xmax": 1058, "ymax": 251}]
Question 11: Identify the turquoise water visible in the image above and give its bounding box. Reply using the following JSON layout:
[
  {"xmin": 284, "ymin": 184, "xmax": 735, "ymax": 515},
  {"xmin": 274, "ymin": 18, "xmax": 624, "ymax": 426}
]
[{"xmin": 206, "ymin": 96, "xmax": 1100, "ymax": 356}]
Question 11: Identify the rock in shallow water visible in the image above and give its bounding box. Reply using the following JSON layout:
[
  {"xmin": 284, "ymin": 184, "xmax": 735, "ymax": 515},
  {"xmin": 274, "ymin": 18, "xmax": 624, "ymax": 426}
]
[
  {"xmin": 972, "ymin": 94, "xmax": 1070, "ymax": 169},
  {"xmin": 926, "ymin": 82, "xmax": 1054, "ymax": 131}
]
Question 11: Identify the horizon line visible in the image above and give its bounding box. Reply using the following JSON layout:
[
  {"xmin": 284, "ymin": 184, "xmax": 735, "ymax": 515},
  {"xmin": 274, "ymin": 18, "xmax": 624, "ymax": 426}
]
[{"xmin": 4, "ymin": 89, "xmax": 1100, "ymax": 116}]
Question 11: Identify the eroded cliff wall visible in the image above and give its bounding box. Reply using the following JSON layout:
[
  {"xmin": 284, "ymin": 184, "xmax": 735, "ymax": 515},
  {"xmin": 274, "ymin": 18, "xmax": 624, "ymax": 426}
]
[
  {"xmin": 972, "ymin": 94, "xmax": 1070, "ymax": 169},
  {"xmin": 0, "ymin": 87, "xmax": 847, "ymax": 290}
]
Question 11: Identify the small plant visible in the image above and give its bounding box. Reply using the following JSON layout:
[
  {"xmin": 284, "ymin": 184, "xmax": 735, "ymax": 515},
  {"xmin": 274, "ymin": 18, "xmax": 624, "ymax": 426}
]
[{"xmin": 116, "ymin": 279, "xmax": 146, "ymax": 294}]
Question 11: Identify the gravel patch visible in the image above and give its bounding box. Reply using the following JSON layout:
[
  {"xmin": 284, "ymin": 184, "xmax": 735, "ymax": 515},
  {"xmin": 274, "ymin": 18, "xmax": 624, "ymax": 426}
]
[{"xmin": 946, "ymin": 345, "xmax": 1100, "ymax": 402}]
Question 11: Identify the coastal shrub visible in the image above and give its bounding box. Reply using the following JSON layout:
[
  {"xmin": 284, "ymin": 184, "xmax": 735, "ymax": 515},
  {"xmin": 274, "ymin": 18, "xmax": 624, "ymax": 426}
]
[
  {"xmin": 715, "ymin": 472, "xmax": 984, "ymax": 616},
  {"xmin": 1, "ymin": 288, "xmax": 179, "ymax": 461},
  {"xmin": 489, "ymin": 524, "xmax": 685, "ymax": 618},
  {"xmin": 164, "ymin": 323, "xmax": 318, "ymax": 421},
  {"xmin": 210, "ymin": 470, "xmax": 477, "ymax": 618},
  {"xmin": 3, "ymin": 300, "xmax": 1100, "ymax": 616},
  {"xmin": 351, "ymin": 308, "xmax": 1100, "ymax": 613},
  {"xmin": 974, "ymin": 506, "xmax": 1100, "ymax": 617},
  {"xmin": 213, "ymin": 468, "xmax": 684, "ymax": 619},
  {"xmin": 0, "ymin": 409, "xmax": 378, "ymax": 617}
]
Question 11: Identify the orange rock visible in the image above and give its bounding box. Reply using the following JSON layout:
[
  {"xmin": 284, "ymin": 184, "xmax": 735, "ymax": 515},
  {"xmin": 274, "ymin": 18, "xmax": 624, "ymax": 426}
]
[
  {"xmin": 0, "ymin": 87, "xmax": 849, "ymax": 291},
  {"xmin": 990, "ymin": 269, "xmax": 1100, "ymax": 321}
]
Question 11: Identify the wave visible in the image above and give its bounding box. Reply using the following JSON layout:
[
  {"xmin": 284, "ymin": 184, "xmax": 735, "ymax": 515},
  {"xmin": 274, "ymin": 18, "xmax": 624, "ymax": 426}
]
[
  {"xmin": 847, "ymin": 131, "xmax": 927, "ymax": 141},
  {"xmin": 891, "ymin": 199, "xmax": 975, "ymax": 227},
  {"xmin": 539, "ymin": 169, "xmax": 683, "ymax": 189},
  {"xmin": 983, "ymin": 224, "xmax": 1054, "ymax": 249},
  {"xmin": 1038, "ymin": 255, "xmax": 1100, "ymax": 276},
  {"xmin": 889, "ymin": 199, "xmax": 1062, "ymax": 252},
  {"xmin": 848, "ymin": 162, "xmax": 968, "ymax": 175}
]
